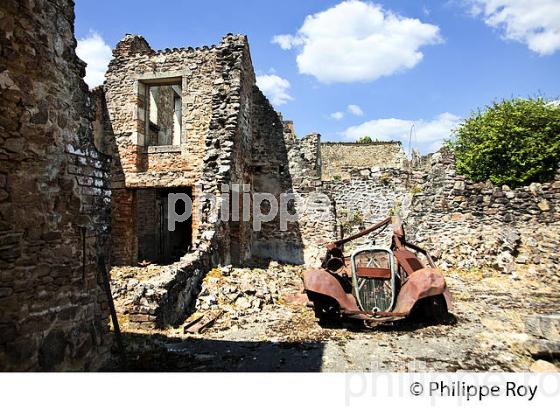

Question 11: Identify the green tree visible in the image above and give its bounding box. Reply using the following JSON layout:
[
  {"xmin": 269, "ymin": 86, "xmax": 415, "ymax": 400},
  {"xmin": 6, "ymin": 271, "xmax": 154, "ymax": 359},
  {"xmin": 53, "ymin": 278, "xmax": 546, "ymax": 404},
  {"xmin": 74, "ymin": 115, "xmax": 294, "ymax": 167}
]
[
  {"xmin": 357, "ymin": 136, "xmax": 373, "ymax": 143},
  {"xmin": 447, "ymin": 98, "xmax": 560, "ymax": 187}
]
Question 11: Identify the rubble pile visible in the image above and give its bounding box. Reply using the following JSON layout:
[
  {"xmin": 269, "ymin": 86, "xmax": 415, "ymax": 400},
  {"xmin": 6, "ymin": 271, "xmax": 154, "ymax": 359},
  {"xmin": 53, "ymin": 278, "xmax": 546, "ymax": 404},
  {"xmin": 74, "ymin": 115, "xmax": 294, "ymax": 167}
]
[
  {"xmin": 111, "ymin": 265, "xmax": 162, "ymax": 310},
  {"xmin": 425, "ymin": 227, "xmax": 522, "ymax": 272},
  {"xmin": 186, "ymin": 261, "xmax": 307, "ymax": 333},
  {"xmin": 107, "ymin": 260, "xmax": 560, "ymax": 371},
  {"xmin": 109, "ymin": 246, "xmax": 214, "ymax": 326},
  {"xmin": 524, "ymin": 313, "xmax": 560, "ymax": 360}
]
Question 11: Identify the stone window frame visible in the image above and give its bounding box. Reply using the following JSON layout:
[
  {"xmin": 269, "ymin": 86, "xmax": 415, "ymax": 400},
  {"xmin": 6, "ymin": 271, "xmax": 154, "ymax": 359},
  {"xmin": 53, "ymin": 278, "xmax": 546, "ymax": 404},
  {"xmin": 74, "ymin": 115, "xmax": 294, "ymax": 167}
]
[{"xmin": 132, "ymin": 71, "xmax": 188, "ymax": 149}]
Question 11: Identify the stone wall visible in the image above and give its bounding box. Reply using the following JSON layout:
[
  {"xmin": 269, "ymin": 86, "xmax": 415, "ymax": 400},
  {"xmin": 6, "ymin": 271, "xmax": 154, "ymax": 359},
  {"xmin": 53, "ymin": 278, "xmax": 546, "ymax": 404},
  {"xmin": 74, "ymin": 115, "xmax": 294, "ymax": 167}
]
[
  {"xmin": 0, "ymin": 0, "xmax": 112, "ymax": 370},
  {"xmin": 407, "ymin": 150, "xmax": 560, "ymax": 275},
  {"xmin": 322, "ymin": 147, "xmax": 560, "ymax": 276},
  {"xmin": 104, "ymin": 33, "xmax": 340, "ymax": 327},
  {"xmin": 284, "ymin": 127, "xmax": 337, "ymax": 264},
  {"xmin": 323, "ymin": 167, "xmax": 416, "ymax": 252},
  {"xmin": 106, "ymin": 34, "xmax": 270, "ymax": 326},
  {"xmin": 249, "ymin": 92, "xmax": 336, "ymax": 264},
  {"xmin": 102, "ymin": 33, "xmax": 257, "ymax": 266},
  {"xmin": 320, "ymin": 141, "xmax": 406, "ymax": 181},
  {"xmin": 111, "ymin": 240, "xmax": 217, "ymax": 327},
  {"xmin": 103, "ymin": 34, "xmax": 221, "ymax": 265},
  {"xmin": 102, "ymin": 31, "xmax": 338, "ymax": 273},
  {"xmin": 250, "ymin": 90, "xmax": 305, "ymax": 263}
]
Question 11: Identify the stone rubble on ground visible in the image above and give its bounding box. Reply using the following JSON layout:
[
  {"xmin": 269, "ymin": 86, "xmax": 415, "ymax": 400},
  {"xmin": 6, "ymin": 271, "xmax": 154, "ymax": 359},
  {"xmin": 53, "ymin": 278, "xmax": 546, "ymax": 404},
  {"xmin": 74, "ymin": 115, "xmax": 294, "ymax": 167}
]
[
  {"xmin": 530, "ymin": 359, "xmax": 559, "ymax": 372},
  {"xmin": 188, "ymin": 261, "xmax": 306, "ymax": 332},
  {"xmin": 116, "ymin": 261, "xmax": 560, "ymax": 371}
]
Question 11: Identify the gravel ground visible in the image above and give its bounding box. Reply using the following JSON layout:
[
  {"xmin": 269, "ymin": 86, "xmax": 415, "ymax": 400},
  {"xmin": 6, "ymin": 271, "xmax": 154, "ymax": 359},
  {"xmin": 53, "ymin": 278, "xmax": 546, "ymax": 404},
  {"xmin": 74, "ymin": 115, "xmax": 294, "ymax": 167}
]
[{"xmin": 111, "ymin": 262, "xmax": 559, "ymax": 371}]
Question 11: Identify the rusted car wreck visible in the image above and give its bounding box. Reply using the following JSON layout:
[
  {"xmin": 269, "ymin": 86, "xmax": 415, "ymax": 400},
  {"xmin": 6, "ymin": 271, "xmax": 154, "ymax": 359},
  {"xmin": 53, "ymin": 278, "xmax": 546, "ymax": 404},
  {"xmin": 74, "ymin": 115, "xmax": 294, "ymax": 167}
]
[{"xmin": 304, "ymin": 217, "xmax": 453, "ymax": 325}]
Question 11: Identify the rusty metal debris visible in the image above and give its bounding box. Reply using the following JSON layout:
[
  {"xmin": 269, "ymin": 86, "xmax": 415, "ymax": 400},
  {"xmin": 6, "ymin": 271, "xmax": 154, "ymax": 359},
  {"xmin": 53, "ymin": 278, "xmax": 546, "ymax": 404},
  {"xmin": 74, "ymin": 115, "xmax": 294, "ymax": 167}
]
[
  {"xmin": 184, "ymin": 310, "xmax": 225, "ymax": 334},
  {"xmin": 304, "ymin": 216, "xmax": 453, "ymax": 326},
  {"xmin": 183, "ymin": 315, "xmax": 206, "ymax": 333}
]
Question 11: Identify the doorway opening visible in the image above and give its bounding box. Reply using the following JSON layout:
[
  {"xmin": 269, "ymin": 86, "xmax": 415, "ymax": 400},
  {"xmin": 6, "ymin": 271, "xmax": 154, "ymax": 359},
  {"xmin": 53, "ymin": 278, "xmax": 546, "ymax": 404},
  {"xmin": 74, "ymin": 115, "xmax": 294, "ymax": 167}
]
[{"xmin": 136, "ymin": 187, "xmax": 192, "ymax": 264}]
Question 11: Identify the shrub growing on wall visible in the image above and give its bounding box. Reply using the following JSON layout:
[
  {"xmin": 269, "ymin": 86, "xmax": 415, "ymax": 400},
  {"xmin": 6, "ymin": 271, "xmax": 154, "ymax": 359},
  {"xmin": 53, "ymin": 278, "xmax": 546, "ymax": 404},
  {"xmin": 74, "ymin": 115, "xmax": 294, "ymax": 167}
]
[
  {"xmin": 448, "ymin": 98, "xmax": 560, "ymax": 187},
  {"xmin": 357, "ymin": 136, "xmax": 373, "ymax": 143}
]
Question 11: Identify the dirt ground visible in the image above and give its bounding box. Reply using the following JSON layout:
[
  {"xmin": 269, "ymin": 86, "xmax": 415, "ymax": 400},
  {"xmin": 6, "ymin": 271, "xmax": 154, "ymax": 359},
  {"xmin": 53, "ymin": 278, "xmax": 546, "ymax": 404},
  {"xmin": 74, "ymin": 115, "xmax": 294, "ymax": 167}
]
[{"xmin": 111, "ymin": 263, "xmax": 559, "ymax": 372}]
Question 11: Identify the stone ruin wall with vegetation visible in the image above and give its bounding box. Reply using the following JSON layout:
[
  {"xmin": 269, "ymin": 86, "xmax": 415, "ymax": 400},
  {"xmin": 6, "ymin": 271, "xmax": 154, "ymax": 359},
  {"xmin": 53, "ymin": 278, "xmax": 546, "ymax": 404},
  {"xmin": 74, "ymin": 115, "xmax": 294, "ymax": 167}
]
[
  {"xmin": 322, "ymin": 148, "xmax": 560, "ymax": 279},
  {"xmin": 407, "ymin": 150, "xmax": 560, "ymax": 277},
  {"xmin": 0, "ymin": 0, "xmax": 112, "ymax": 370}
]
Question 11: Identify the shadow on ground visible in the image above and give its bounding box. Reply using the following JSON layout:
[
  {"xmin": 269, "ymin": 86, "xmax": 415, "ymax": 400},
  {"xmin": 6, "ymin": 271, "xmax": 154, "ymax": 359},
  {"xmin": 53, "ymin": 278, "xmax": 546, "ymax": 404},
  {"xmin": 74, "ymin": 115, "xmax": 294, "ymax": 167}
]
[
  {"xmin": 108, "ymin": 313, "xmax": 457, "ymax": 371},
  {"xmin": 316, "ymin": 313, "xmax": 458, "ymax": 333},
  {"xmin": 111, "ymin": 332, "xmax": 325, "ymax": 372}
]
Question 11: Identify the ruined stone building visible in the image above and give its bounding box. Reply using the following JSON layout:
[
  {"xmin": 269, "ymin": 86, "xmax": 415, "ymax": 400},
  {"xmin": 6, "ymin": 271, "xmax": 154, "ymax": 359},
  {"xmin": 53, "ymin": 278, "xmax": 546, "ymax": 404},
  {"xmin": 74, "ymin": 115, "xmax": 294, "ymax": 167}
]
[
  {"xmin": 94, "ymin": 32, "xmax": 336, "ymax": 328},
  {"xmin": 2, "ymin": 0, "xmax": 559, "ymax": 372},
  {"xmin": 99, "ymin": 32, "xmax": 335, "ymax": 270}
]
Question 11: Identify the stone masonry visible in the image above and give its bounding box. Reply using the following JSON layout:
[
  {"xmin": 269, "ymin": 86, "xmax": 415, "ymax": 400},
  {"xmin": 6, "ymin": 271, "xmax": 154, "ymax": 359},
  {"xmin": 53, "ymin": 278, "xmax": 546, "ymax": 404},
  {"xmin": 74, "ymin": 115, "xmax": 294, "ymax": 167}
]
[
  {"xmin": 407, "ymin": 149, "xmax": 560, "ymax": 276},
  {"xmin": 100, "ymin": 33, "xmax": 259, "ymax": 326},
  {"xmin": 323, "ymin": 148, "xmax": 560, "ymax": 278},
  {"xmin": 320, "ymin": 141, "xmax": 407, "ymax": 181},
  {"xmin": 0, "ymin": 0, "xmax": 112, "ymax": 370},
  {"xmin": 100, "ymin": 33, "xmax": 336, "ymax": 327},
  {"xmin": 1, "ymin": 0, "xmax": 558, "ymax": 368}
]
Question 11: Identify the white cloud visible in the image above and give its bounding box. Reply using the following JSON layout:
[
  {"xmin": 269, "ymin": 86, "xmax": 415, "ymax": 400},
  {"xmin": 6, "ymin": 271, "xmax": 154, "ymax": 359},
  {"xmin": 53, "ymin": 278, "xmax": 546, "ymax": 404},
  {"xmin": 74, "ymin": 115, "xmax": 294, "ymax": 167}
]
[
  {"xmin": 272, "ymin": 1, "xmax": 441, "ymax": 83},
  {"xmin": 342, "ymin": 112, "xmax": 461, "ymax": 152},
  {"xmin": 330, "ymin": 111, "xmax": 345, "ymax": 120},
  {"xmin": 467, "ymin": 0, "xmax": 560, "ymax": 55},
  {"xmin": 347, "ymin": 104, "xmax": 364, "ymax": 116},
  {"xmin": 256, "ymin": 74, "xmax": 294, "ymax": 106},
  {"xmin": 76, "ymin": 31, "xmax": 112, "ymax": 88},
  {"xmin": 271, "ymin": 34, "xmax": 304, "ymax": 50}
]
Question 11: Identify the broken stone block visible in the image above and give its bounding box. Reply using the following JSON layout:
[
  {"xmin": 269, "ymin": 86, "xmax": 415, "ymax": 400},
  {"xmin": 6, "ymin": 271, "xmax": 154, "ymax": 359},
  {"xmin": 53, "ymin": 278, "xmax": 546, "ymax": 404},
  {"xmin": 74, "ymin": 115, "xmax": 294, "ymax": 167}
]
[
  {"xmin": 235, "ymin": 296, "xmax": 251, "ymax": 310},
  {"xmin": 496, "ymin": 251, "xmax": 515, "ymax": 273},
  {"xmin": 453, "ymin": 180, "xmax": 465, "ymax": 191},
  {"xmin": 524, "ymin": 339, "xmax": 560, "ymax": 358},
  {"xmin": 530, "ymin": 360, "xmax": 558, "ymax": 372},
  {"xmin": 525, "ymin": 314, "xmax": 560, "ymax": 342},
  {"xmin": 537, "ymin": 200, "xmax": 550, "ymax": 212}
]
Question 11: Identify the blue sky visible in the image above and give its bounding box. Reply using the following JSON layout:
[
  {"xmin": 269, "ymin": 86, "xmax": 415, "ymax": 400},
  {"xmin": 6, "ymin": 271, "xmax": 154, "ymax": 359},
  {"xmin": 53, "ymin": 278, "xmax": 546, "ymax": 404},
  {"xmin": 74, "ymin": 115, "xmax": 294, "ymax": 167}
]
[{"xmin": 75, "ymin": 0, "xmax": 560, "ymax": 153}]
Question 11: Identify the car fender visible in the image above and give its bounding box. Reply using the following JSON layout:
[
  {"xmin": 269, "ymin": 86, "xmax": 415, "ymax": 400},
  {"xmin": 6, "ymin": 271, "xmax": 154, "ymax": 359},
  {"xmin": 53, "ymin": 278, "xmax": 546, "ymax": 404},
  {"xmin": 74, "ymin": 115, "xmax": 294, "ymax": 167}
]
[
  {"xmin": 303, "ymin": 269, "xmax": 360, "ymax": 312},
  {"xmin": 393, "ymin": 268, "xmax": 453, "ymax": 315}
]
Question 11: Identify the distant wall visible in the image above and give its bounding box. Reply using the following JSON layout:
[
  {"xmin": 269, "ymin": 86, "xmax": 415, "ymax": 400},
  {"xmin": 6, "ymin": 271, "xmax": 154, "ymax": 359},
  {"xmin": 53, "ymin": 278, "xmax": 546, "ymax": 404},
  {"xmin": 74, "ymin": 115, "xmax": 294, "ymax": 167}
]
[
  {"xmin": 320, "ymin": 142, "xmax": 406, "ymax": 181},
  {"xmin": 323, "ymin": 168, "xmax": 415, "ymax": 252},
  {"xmin": 250, "ymin": 93, "xmax": 336, "ymax": 265}
]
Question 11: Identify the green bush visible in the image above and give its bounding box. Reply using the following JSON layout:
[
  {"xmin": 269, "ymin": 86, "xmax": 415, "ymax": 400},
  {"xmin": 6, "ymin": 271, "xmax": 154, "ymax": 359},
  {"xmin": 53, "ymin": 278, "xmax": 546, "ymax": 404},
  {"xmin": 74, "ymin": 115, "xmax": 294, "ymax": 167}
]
[
  {"xmin": 447, "ymin": 98, "xmax": 560, "ymax": 187},
  {"xmin": 356, "ymin": 136, "xmax": 373, "ymax": 143}
]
